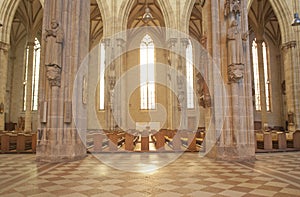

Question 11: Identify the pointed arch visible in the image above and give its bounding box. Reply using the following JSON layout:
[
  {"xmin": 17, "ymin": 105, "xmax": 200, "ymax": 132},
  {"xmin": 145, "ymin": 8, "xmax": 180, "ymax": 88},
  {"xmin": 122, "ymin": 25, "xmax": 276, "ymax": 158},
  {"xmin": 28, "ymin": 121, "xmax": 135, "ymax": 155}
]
[
  {"xmin": 248, "ymin": 0, "xmax": 294, "ymax": 44},
  {"xmin": 0, "ymin": 0, "xmax": 22, "ymax": 43},
  {"xmin": 181, "ymin": 0, "xmax": 197, "ymax": 34},
  {"xmin": 95, "ymin": 0, "xmax": 110, "ymax": 37},
  {"xmin": 0, "ymin": 0, "xmax": 44, "ymax": 44}
]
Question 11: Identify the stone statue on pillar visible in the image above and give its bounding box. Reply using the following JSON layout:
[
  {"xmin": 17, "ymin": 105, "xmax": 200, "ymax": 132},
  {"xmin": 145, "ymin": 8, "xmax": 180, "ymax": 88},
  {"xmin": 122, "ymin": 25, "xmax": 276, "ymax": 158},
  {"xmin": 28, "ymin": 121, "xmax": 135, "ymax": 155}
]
[
  {"xmin": 45, "ymin": 20, "xmax": 64, "ymax": 87},
  {"xmin": 225, "ymin": 0, "xmax": 244, "ymax": 83},
  {"xmin": 196, "ymin": 73, "xmax": 211, "ymax": 108}
]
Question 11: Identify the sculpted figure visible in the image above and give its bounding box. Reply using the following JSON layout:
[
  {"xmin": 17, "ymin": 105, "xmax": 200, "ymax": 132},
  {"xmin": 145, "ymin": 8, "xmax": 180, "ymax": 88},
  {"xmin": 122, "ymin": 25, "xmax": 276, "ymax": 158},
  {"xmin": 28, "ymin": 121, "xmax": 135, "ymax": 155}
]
[
  {"xmin": 227, "ymin": 19, "xmax": 243, "ymax": 65},
  {"xmin": 45, "ymin": 20, "xmax": 63, "ymax": 70}
]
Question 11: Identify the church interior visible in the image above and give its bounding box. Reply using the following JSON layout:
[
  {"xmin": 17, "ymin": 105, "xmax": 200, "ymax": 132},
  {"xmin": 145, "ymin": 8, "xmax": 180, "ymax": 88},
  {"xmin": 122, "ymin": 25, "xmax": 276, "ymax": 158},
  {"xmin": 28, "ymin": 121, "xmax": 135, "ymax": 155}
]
[{"xmin": 0, "ymin": 0, "xmax": 300, "ymax": 196}]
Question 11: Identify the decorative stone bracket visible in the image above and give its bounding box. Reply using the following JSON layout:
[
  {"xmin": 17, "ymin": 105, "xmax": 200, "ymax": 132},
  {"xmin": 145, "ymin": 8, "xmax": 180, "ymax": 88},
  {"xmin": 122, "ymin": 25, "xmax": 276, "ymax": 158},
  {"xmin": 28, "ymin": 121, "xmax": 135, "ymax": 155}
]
[
  {"xmin": 46, "ymin": 64, "xmax": 62, "ymax": 87},
  {"xmin": 228, "ymin": 63, "xmax": 244, "ymax": 83}
]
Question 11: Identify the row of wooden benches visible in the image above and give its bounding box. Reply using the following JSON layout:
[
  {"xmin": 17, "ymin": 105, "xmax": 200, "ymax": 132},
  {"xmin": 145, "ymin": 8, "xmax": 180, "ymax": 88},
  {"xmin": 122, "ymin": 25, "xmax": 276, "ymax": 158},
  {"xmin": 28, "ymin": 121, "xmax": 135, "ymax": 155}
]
[
  {"xmin": 2, "ymin": 129, "xmax": 299, "ymax": 153},
  {"xmin": 0, "ymin": 132, "xmax": 37, "ymax": 153},
  {"xmin": 255, "ymin": 131, "xmax": 300, "ymax": 150},
  {"xmin": 87, "ymin": 129, "xmax": 204, "ymax": 152}
]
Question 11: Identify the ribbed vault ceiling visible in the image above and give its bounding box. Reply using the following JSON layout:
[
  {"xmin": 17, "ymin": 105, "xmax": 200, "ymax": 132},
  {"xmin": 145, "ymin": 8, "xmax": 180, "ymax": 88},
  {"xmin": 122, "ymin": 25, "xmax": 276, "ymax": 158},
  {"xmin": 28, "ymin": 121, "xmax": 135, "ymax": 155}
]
[{"xmin": 248, "ymin": 0, "xmax": 281, "ymax": 45}]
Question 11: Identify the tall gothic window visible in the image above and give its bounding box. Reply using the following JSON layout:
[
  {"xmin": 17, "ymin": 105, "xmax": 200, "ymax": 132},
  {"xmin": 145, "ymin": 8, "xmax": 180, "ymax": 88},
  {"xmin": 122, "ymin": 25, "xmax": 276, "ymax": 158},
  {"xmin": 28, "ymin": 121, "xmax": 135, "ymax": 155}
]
[
  {"xmin": 32, "ymin": 38, "xmax": 41, "ymax": 110},
  {"xmin": 23, "ymin": 38, "xmax": 40, "ymax": 111},
  {"xmin": 99, "ymin": 42, "xmax": 105, "ymax": 110},
  {"xmin": 186, "ymin": 40, "xmax": 194, "ymax": 109},
  {"xmin": 140, "ymin": 34, "xmax": 155, "ymax": 110},
  {"xmin": 251, "ymin": 39, "xmax": 271, "ymax": 112}
]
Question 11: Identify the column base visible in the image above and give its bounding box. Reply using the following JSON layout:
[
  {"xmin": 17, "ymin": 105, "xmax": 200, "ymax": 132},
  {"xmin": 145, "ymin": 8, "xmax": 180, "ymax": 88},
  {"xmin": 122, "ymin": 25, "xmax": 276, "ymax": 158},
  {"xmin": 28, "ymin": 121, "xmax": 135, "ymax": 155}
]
[
  {"xmin": 36, "ymin": 143, "xmax": 87, "ymax": 163},
  {"xmin": 206, "ymin": 144, "xmax": 256, "ymax": 161}
]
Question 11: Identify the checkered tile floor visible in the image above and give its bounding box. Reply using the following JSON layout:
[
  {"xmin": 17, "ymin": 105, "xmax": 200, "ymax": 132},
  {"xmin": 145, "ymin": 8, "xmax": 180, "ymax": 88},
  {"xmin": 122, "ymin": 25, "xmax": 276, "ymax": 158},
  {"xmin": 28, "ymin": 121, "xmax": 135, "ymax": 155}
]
[{"xmin": 0, "ymin": 152, "xmax": 300, "ymax": 196}]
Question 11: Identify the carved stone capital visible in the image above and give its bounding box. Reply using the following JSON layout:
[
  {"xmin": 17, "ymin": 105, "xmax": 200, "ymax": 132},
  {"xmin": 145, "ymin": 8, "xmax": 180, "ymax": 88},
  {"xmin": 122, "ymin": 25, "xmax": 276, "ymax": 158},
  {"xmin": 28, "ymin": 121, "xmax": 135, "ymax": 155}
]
[
  {"xmin": 200, "ymin": 35, "xmax": 207, "ymax": 48},
  {"xmin": 167, "ymin": 38, "xmax": 177, "ymax": 48},
  {"xmin": 225, "ymin": 0, "xmax": 241, "ymax": 17},
  {"xmin": 281, "ymin": 41, "xmax": 296, "ymax": 51},
  {"xmin": 0, "ymin": 41, "xmax": 10, "ymax": 52},
  {"xmin": 46, "ymin": 64, "xmax": 62, "ymax": 87},
  {"xmin": 103, "ymin": 38, "xmax": 111, "ymax": 47},
  {"xmin": 116, "ymin": 38, "xmax": 125, "ymax": 48},
  {"xmin": 181, "ymin": 38, "xmax": 190, "ymax": 48},
  {"xmin": 228, "ymin": 63, "xmax": 244, "ymax": 83}
]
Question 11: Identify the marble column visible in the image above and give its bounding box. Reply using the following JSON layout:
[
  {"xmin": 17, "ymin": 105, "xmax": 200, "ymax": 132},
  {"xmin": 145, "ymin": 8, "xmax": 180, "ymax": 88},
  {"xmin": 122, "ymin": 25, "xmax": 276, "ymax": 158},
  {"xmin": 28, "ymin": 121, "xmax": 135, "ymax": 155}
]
[
  {"xmin": 0, "ymin": 42, "xmax": 9, "ymax": 131},
  {"xmin": 24, "ymin": 40, "xmax": 35, "ymax": 132},
  {"xmin": 36, "ymin": 0, "xmax": 89, "ymax": 162}
]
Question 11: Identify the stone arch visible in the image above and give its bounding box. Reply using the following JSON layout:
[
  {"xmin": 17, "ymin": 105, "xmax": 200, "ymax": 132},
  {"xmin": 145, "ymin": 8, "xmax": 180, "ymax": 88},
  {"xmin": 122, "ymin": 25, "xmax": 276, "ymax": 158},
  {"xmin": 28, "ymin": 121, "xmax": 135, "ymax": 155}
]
[
  {"xmin": 156, "ymin": 0, "xmax": 175, "ymax": 29},
  {"xmin": 0, "ymin": 0, "xmax": 22, "ymax": 44},
  {"xmin": 95, "ymin": 0, "xmax": 110, "ymax": 37},
  {"xmin": 0, "ymin": 0, "xmax": 44, "ymax": 44},
  {"xmin": 181, "ymin": 0, "xmax": 197, "ymax": 34},
  {"xmin": 248, "ymin": 0, "xmax": 294, "ymax": 44}
]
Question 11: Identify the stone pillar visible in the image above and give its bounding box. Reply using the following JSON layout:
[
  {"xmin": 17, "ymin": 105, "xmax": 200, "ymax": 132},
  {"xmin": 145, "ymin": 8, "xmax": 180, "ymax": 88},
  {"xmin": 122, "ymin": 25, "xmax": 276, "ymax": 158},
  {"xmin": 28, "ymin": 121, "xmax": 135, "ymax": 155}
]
[
  {"xmin": 115, "ymin": 38, "xmax": 125, "ymax": 128},
  {"xmin": 0, "ymin": 42, "xmax": 9, "ymax": 131},
  {"xmin": 178, "ymin": 38, "xmax": 189, "ymax": 130},
  {"xmin": 167, "ymin": 38, "xmax": 177, "ymax": 129},
  {"xmin": 36, "ymin": 0, "xmax": 89, "ymax": 162},
  {"xmin": 8, "ymin": 53, "xmax": 16, "ymax": 122},
  {"xmin": 293, "ymin": 30, "xmax": 300, "ymax": 131},
  {"xmin": 24, "ymin": 40, "xmax": 35, "ymax": 132},
  {"xmin": 103, "ymin": 38, "xmax": 113, "ymax": 130},
  {"xmin": 282, "ymin": 41, "xmax": 297, "ymax": 131},
  {"xmin": 205, "ymin": 0, "xmax": 255, "ymax": 161}
]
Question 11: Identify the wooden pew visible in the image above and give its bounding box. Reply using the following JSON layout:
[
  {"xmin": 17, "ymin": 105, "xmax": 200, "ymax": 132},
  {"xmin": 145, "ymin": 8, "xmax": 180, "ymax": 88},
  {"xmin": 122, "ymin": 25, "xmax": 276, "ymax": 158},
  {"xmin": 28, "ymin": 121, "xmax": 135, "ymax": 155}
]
[
  {"xmin": 16, "ymin": 133, "xmax": 26, "ymax": 152},
  {"xmin": 93, "ymin": 133, "xmax": 105, "ymax": 152},
  {"xmin": 141, "ymin": 130, "xmax": 149, "ymax": 152},
  {"xmin": 255, "ymin": 132, "xmax": 264, "ymax": 150},
  {"xmin": 187, "ymin": 131, "xmax": 197, "ymax": 152},
  {"xmin": 286, "ymin": 132, "xmax": 294, "ymax": 148},
  {"xmin": 1, "ymin": 134, "xmax": 9, "ymax": 152},
  {"xmin": 271, "ymin": 132, "xmax": 279, "ymax": 149},
  {"xmin": 152, "ymin": 129, "xmax": 165, "ymax": 151},
  {"xmin": 31, "ymin": 133, "xmax": 37, "ymax": 153},
  {"xmin": 294, "ymin": 130, "xmax": 300, "ymax": 149},
  {"xmin": 172, "ymin": 130, "xmax": 182, "ymax": 151},
  {"xmin": 125, "ymin": 131, "xmax": 136, "ymax": 151},
  {"xmin": 107, "ymin": 132, "xmax": 118, "ymax": 151},
  {"xmin": 277, "ymin": 132, "xmax": 287, "ymax": 149}
]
